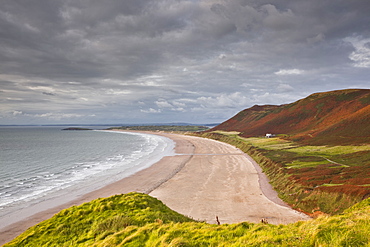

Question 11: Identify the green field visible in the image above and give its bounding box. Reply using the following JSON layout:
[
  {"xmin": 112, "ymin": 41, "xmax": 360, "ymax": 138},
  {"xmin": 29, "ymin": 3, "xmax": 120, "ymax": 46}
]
[{"xmin": 238, "ymin": 136, "xmax": 370, "ymax": 168}]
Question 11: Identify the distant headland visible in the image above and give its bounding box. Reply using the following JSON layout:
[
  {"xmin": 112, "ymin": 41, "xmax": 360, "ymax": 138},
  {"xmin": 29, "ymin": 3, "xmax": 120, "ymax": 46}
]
[{"xmin": 62, "ymin": 127, "xmax": 92, "ymax": 131}]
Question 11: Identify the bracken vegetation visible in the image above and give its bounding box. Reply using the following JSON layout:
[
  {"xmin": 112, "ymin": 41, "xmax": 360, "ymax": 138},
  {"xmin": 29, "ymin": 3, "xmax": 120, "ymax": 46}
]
[
  {"xmin": 5, "ymin": 192, "xmax": 370, "ymax": 246},
  {"xmin": 212, "ymin": 89, "xmax": 370, "ymax": 145}
]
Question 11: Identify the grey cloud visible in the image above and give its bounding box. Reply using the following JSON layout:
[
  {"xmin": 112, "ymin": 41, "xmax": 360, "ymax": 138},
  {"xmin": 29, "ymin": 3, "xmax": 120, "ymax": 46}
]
[
  {"xmin": 364, "ymin": 42, "xmax": 370, "ymax": 50},
  {"xmin": 0, "ymin": 0, "xmax": 369, "ymax": 124},
  {"xmin": 42, "ymin": 92, "xmax": 56, "ymax": 96}
]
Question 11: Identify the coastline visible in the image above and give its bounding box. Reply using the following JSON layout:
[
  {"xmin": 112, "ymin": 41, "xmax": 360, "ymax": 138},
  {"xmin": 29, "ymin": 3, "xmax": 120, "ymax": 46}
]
[
  {"xmin": 0, "ymin": 131, "xmax": 310, "ymax": 245},
  {"xmin": 0, "ymin": 128, "xmax": 174, "ymax": 228},
  {"xmin": 0, "ymin": 131, "xmax": 193, "ymax": 245}
]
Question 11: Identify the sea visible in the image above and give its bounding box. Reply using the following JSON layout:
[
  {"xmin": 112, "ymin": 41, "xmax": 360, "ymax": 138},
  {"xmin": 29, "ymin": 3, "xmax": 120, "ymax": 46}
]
[{"xmin": 0, "ymin": 126, "xmax": 174, "ymax": 227}]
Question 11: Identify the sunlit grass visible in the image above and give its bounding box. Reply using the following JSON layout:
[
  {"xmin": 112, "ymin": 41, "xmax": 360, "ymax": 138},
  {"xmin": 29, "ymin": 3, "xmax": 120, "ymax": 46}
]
[
  {"xmin": 213, "ymin": 130, "xmax": 241, "ymax": 136},
  {"xmin": 286, "ymin": 160, "xmax": 330, "ymax": 169},
  {"xmin": 288, "ymin": 145, "xmax": 370, "ymax": 156},
  {"xmin": 235, "ymin": 135, "xmax": 370, "ymax": 167},
  {"xmin": 320, "ymin": 183, "xmax": 344, "ymax": 187},
  {"xmin": 240, "ymin": 137, "xmax": 298, "ymax": 150},
  {"xmin": 241, "ymin": 136, "xmax": 370, "ymax": 157},
  {"xmin": 5, "ymin": 192, "xmax": 370, "ymax": 246}
]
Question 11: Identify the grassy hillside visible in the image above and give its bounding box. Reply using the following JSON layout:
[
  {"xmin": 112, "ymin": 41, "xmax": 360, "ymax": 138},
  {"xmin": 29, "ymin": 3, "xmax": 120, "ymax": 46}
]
[
  {"xmin": 212, "ymin": 89, "xmax": 370, "ymax": 145},
  {"xmin": 4, "ymin": 193, "xmax": 194, "ymax": 247},
  {"xmin": 5, "ymin": 192, "xmax": 370, "ymax": 246}
]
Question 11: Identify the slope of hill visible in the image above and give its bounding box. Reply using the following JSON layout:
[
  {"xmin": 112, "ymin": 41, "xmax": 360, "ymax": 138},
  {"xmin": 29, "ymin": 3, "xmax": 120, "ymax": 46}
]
[
  {"xmin": 213, "ymin": 89, "xmax": 370, "ymax": 145},
  {"xmin": 4, "ymin": 192, "xmax": 370, "ymax": 246}
]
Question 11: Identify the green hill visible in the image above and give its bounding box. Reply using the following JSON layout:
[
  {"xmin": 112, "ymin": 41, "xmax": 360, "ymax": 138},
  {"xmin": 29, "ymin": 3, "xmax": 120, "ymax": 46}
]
[{"xmin": 4, "ymin": 192, "xmax": 370, "ymax": 246}]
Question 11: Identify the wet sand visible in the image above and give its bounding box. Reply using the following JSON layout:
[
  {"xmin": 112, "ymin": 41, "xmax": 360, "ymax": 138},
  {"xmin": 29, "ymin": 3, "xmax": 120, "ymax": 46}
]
[{"xmin": 0, "ymin": 131, "xmax": 310, "ymax": 245}]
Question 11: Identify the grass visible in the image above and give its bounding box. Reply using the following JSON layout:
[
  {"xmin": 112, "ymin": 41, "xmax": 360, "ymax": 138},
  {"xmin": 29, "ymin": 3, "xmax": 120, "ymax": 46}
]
[
  {"xmin": 219, "ymin": 132, "xmax": 370, "ymax": 168},
  {"xmin": 4, "ymin": 193, "xmax": 195, "ymax": 247},
  {"xmin": 5, "ymin": 192, "xmax": 370, "ymax": 246},
  {"xmin": 288, "ymin": 145, "xmax": 370, "ymax": 155},
  {"xmin": 285, "ymin": 160, "xmax": 330, "ymax": 169},
  {"xmin": 240, "ymin": 136, "xmax": 369, "ymax": 163}
]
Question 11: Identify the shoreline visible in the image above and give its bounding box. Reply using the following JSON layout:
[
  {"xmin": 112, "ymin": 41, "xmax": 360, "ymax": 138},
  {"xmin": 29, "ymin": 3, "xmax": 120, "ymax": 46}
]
[
  {"xmin": 0, "ymin": 131, "xmax": 193, "ymax": 245},
  {"xmin": 0, "ymin": 131, "xmax": 310, "ymax": 245},
  {"xmin": 0, "ymin": 130, "xmax": 175, "ymax": 229}
]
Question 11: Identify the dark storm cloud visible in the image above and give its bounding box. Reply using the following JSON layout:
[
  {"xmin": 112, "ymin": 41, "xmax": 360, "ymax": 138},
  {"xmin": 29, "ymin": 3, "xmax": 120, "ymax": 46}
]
[{"xmin": 0, "ymin": 0, "xmax": 369, "ymax": 124}]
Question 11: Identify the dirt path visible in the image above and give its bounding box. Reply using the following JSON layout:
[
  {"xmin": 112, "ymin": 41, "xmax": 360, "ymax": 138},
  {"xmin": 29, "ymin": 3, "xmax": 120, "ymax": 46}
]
[{"xmin": 150, "ymin": 134, "xmax": 310, "ymax": 224}]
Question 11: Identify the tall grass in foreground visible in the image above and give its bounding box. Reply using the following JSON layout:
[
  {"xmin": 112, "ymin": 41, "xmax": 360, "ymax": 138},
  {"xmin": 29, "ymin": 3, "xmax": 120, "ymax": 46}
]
[{"xmin": 4, "ymin": 192, "xmax": 370, "ymax": 246}]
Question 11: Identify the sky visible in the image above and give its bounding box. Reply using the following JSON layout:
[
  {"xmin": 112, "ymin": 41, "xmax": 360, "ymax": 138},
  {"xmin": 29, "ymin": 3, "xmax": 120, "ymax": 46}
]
[{"xmin": 1, "ymin": 0, "xmax": 369, "ymax": 125}]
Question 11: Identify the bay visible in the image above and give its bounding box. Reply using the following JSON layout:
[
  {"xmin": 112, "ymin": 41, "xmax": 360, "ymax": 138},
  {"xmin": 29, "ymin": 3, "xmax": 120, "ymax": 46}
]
[{"xmin": 0, "ymin": 126, "xmax": 174, "ymax": 227}]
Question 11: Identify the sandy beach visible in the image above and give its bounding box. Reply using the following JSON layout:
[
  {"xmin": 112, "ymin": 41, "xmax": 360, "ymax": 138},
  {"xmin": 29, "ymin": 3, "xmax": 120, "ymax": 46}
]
[{"xmin": 0, "ymin": 131, "xmax": 310, "ymax": 245}]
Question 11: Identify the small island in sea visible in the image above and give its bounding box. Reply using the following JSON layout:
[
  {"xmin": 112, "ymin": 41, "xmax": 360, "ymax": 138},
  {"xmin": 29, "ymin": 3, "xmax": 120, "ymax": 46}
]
[{"xmin": 62, "ymin": 127, "xmax": 92, "ymax": 131}]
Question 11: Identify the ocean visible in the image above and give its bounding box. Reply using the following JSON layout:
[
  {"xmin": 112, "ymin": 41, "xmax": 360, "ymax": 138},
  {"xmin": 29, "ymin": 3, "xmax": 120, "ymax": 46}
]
[{"xmin": 0, "ymin": 127, "xmax": 174, "ymax": 227}]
